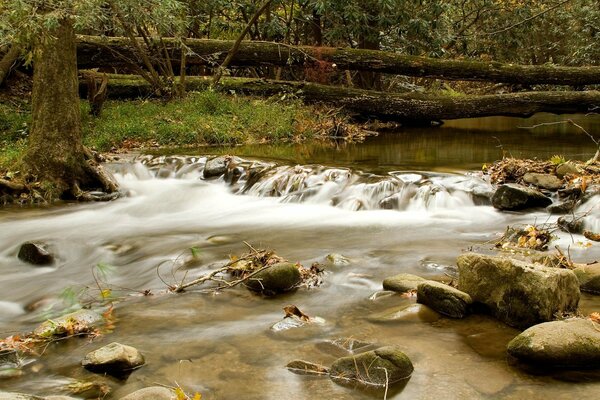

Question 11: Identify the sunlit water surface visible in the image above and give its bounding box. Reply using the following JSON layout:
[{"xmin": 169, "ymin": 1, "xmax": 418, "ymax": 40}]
[{"xmin": 1, "ymin": 114, "xmax": 600, "ymax": 399}]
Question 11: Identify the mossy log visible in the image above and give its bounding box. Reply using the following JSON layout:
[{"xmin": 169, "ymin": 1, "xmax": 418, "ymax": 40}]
[
  {"xmin": 77, "ymin": 35, "xmax": 600, "ymax": 86},
  {"xmin": 79, "ymin": 73, "xmax": 600, "ymax": 122}
]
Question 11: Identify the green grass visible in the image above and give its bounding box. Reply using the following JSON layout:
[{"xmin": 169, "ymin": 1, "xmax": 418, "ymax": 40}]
[{"xmin": 1, "ymin": 90, "xmax": 329, "ymax": 170}]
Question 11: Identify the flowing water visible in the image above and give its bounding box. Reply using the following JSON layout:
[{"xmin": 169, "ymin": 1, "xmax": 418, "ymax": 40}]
[{"xmin": 1, "ymin": 114, "xmax": 600, "ymax": 399}]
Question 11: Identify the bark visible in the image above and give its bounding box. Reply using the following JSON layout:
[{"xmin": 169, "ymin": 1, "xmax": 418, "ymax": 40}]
[
  {"xmin": 25, "ymin": 20, "xmax": 117, "ymax": 199},
  {"xmin": 0, "ymin": 45, "xmax": 21, "ymax": 86},
  {"xmin": 79, "ymin": 73, "xmax": 600, "ymax": 122},
  {"xmin": 76, "ymin": 36, "xmax": 600, "ymax": 86}
]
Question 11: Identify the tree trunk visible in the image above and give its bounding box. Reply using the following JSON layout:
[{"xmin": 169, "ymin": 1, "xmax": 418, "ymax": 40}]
[
  {"xmin": 25, "ymin": 19, "xmax": 117, "ymax": 200},
  {"xmin": 77, "ymin": 36, "xmax": 600, "ymax": 86},
  {"xmin": 0, "ymin": 45, "xmax": 21, "ymax": 86},
  {"xmin": 79, "ymin": 73, "xmax": 600, "ymax": 122}
]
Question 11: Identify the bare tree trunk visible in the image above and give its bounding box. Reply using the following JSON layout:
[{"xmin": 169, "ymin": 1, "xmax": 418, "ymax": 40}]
[{"xmin": 25, "ymin": 19, "xmax": 116, "ymax": 200}]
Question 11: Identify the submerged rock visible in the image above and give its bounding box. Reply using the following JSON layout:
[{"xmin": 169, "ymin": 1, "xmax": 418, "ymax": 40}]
[
  {"xmin": 286, "ymin": 360, "xmax": 329, "ymax": 376},
  {"xmin": 368, "ymin": 303, "xmax": 440, "ymax": 324},
  {"xmin": 416, "ymin": 281, "xmax": 472, "ymax": 318},
  {"xmin": 329, "ymin": 346, "xmax": 413, "ymax": 387},
  {"xmin": 491, "ymin": 183, "xmax": 552, "ymax": 211},
  {"xmin": 17, "ymin": 242, "xmax": 54, "ymax": 266},
  {"xmin": 316, "ymin": 338, "xmax": 376, "ymax": 357},
  {"xmin": 382, "ymin": 273, "xmax": 426, "ymax": 293},
  {"xmin": 82, "ymin": 342, "xmax": 145, "ymax": 376},
  {"xmin": 522, "ymin": 173, "xmax": 563, "ymax": 191},
  {"xmin": 507, "ymin": 318, "xmax": 600, "ymax": 368},
  {"xmin": 119, "ymin": 387, "xmax": 176, "ymax": 400},
  {"xmin": 325, "ymin": 253, "xmax": 351, "ymax": 266},
  {"xmin": 244, "ymin": 262, "xmax": 302, "ymax": 295},
  {"xmin": 457, "ymin": 253, "xmax": 580, "ymax": 328},
  {"xmin": 34, "ymin": 309, "xmax": 103, "ymax": 338},
  {"xmin": 573, "ymin": 263, "xmax": 600, "ymax": 294}
]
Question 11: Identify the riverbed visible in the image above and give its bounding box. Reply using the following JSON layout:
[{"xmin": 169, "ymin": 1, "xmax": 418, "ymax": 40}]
[{"xmin": 1, "ymin": 114, "xmax": 600, "ymax": 399}]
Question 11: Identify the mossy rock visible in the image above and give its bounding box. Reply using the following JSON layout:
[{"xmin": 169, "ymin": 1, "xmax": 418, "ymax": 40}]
[
  {"xmin": 329, "ymin": 346, "xmax": 413, "ymax": 387},
  {"xmin": 34, "ymin": 309, "xmax": 103, "ymax": 338},
  {"xmin": 507, "ymin": 318, "xmax": 600, "ymax": 368},
  {"xmin": 244, "ymin": 262, "xmax": 302, "ymax": 295},
  {"xmin": 382, "ymin": 273, "xmax": 426, "ymax": 293},
  {"xmin": 416, "ymin": 281, "xmax": 472, "ymax": 318},
  {"xmin": 573, "ymin": 263, "xmax": 600, "ymax": 294}
]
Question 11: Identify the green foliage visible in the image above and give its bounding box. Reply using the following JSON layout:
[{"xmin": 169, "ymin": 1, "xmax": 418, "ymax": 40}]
[{"xmin": 550, "ymin": 154, "xmax": 566, "ymax": 165}]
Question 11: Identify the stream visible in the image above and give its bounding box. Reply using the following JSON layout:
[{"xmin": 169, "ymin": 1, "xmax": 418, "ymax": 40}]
[{"xmin": 1, "ymin": 114, "xmax": 600, "ymax": 399}]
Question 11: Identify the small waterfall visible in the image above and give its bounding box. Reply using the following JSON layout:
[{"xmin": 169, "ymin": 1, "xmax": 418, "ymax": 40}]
[{"xmin": 115, "ymin": 155, "xmax": 495, "ymax": 212}]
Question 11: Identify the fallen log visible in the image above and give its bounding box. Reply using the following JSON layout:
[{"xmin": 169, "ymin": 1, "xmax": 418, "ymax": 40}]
[
  {"xmin": 76, "ymin": 36, "xmax": 600, "ymax": 86},
  {"xmin": 79, "ymin": 73, "xmax": 600, "ymax": 122}
]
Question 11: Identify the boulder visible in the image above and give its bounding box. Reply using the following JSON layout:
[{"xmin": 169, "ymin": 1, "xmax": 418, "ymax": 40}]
[
  {"xmin": 457, "ymin": 253, "xmax": 580, "ymax": 328},
  {"xmin": 82, "ymin": 342, "xmax": 145, "ymax": 375},
  {"xmin": 507, "ymin": 318, "xmax": 600, "ymax": 368},
  {"xmin": 17, "ymin": 242, "xmax": 54, "ymax": 266},
  {"xmin": 547, "ymin": 199, "xmax": 577, "ymax": 214},
  {"xmin": 491, "ymin": 184, "xmax": 552, "ymax": 211},
  {"xmin": 203, "ymin": 156, "xmax": 229, "ymax": 178},
  {"xmin": 286, "ymin": 360, "xmax": 330, "ymax": 376},
  {"xmin": 382, "ymin": 273, "xmax": 426, "ymax": 293},
  {"xmin": 522, "ymin": 173, "xmax": 563, "ymax": 191},
  {"xmin": 557, "ymin": 215, "xmax": 585, "ymax": 234},
  {"xmin": 329, "ymin": 346, "xmax": 413, "ymax": 387},
  {"xmin": 416, "ymin": 281, "xmax": 473, "ymax": 318},
  {"xmin": 556, "ymin": 161, "xmax": 582, "ymax": 178},
  {"xmin": 573, "ymin": 263, "xmax": 600, "ymax": 294},
  {"xmin": 119, "ymin": 387, "xmax": 176, "ymax": 400},
  {"xmin": 34, "ymin": 309, "xmax": 103, "ymax": 338},
  {"xmin": 244, "ymin": 262, "xmax": 302, "ymax": 295}
]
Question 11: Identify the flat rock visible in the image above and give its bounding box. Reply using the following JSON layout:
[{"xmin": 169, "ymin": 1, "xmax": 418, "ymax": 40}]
[
  {"xmin": 286, "ymin": 360, "xmax": 329, "ymax": 376},
  {"xmin": 329, "ymin": 346, "xmax": 413, "ymax": 387},
  {"xmin": 368, "ymin": 303, "xmax": 440, "ymax": 324},
  {"xmin": 82, "ymin": 342, "xmax": 145, "ymax": 375},
  {"xmin": 382, "ymin": 273, "xmax": 426, "ymax": 293},
  {"xmin": 523, "ymin": 173, "xmax": 563, "ymax": 190},
  {"xmin": 556, "ymin": 161, "xmax": 582, "ymax": 178},
  {"xmin": 573, "ymin": 262, "xmax": 600, "ymax": 294},
  {"xmin": 18, "ymin": 242, "xmax": 54, "ymax": 266},
  {"xmin": 491, "ymin": 183, "xmax": 552, "ymax": 211},
  {"xmin": 507, "ymin": 318, "xmax": 600, "ymax": 368},
  {"xmin": 244, "ymin": 262, "xmax": 302, "ymax": 295},
  {"xmin": 416, "ymin": 281, "xmax": 472, "ymax": 318},
  {"xmin": 34, "ymin": 309, "xmax": 103, "ymax": 338},
  {"xmin": 119, "ymin": 387, "xmax": 176, "ymax": 400},
  {"xmin": 457, "ymin": 253, "xmax": 580, "ymax": 329}
]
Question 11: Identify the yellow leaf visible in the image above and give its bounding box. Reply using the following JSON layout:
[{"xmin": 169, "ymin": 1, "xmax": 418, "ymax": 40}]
[
  {"xmin": 101, "ymin": 289, "xmax": 112, "ymax": 299},
  {"xmin": 193, "ymin": 393, "xmax": 202, "ymax": 400},
  {"xmin": 175, "ymin": 387, "xmax": 186, "ymax": 400}
]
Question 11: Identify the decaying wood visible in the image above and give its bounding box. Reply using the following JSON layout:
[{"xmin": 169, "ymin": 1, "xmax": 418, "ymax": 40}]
[
  {"xmin": 76, "ymin": 35, "xmax": 600, "ymax": 86},
  {"xmin": 79, "ymin": 73, "xmax": 600, "ymax": 122}
]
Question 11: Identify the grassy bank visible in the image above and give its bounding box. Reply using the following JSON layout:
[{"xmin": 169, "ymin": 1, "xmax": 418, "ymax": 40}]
[{"xmin": 0, "ymin": 90, "xmax": 336, "ymax": 170}]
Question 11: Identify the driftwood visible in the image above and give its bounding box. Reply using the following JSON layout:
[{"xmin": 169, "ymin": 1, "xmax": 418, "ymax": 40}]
[
  {"xmin": 79, "ymin": 73, "xmax": 600, "ymax": 122},
  {"xmin": 76, "ymin": 35, "xmax": 600, "ymax": 86}
]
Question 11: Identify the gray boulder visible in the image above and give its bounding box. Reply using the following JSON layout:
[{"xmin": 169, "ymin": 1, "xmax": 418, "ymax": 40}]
[
  {"xmin": 119, "ymin": 387, "xmax": 176, "ymax": 400},
  {"xmin": 382, "ymin": 273, "xmax": 426, "ymax": 293},
  {"xmin": 18, "ymin": 242, "xmax": 54, "ymax": 266},
  {"xmin": 329, "ymin": 346, "xmax": 413, "ymax": 387},
  {"xmin": 457, "ymin": 253, "xmax": 580, "ymax": 328},
  {"xmin": 203, "ymin": 156, "xmax": 229, "ymax": 178},
  {"xmin": 416, "ymin": 281, "xmax": 473, "ymax": 318},
  {"xmin": 244, "ymin": 262, "xmax": 302, "ymax": 295},
  {"xmin": 34, "ymin": 309, "xmax": 103, "ymax": 338},
  {"xmin": 507, "ymin": 318, "xmax": 600, "ymax": 368},
  {"xmin": 82, "ymin": 342, "xmax": 145, "ymax": 375},
  {"xmin": 522, "ymin": 173, "xmax": 563, "ymax": 191},
  {"xmin": 573, "ymin": 263, "xmax": 600, "ymax": 294},
  {"xmin": 491, "ymin": 184, "xmax": 552, "ymax": 211},
  {"xmin": 547, "ymin": 199, "xmax": 577, "ymax": 214}
]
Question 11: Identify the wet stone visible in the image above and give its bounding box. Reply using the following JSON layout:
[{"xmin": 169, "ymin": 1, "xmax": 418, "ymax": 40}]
[
  {"xmin": 368, "ymin": 303, "xmax": 440, "ymax": 324},
  {"xmin": 382, "ymin": 273, "xmax": 427, "ymax": 293},
  {"xmin": 557, "ymin": 215, "xmax": 585, "ymax": 234},
  {"xmin": 416, "ymin": 281, "xmax": 472, "ymax": 318},
  {"xmin": 82, "ymin": 342, "xmax": 145, "ymax": 376},
  {"xmin": 491, "ymin": 183, "xmax": 552, "ymax": 211},
  {"xmin": 286, "ymin": 360, "xmax": 329, "ymax": 376},
  {"xmin": 17, "ymin": 242, "xmax": 54, "ymax": 266},
  {"xmin": 203, "ymin": 156, "xmax": 229, "ymax": 179},
  {"xmin": 244, "ymin": 262, "xmax": 302, "ymax": 295},
  {"xmin": 119, "ymin": 386, "xmax": 176, "ymax": 400},
  {"xmin": 573, "ymin": 262, "xmax": 600, "ymax": 294},
  {"xmin": 34, "ymin": 309, "xmax": 103, "ymax": 338},
  {"xmin": 522, "ymin": 173, "xmax": 563, "ymax": 191}
]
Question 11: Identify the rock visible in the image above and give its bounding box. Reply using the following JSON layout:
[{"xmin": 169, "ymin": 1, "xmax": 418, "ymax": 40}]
[
  {"xmin": 316, "ymin": 338, "xmax": 376, "ymax": 357},
  {"xmin": 573, "ymin": 263, "xmax": 600, "ymax": 294},
  {"xmin": 416, "ymin": 281, "xmax": 472, "ymax": 318},
  {"xmin": 507, "ymin": 318, "xmax": 600, "ymax": 368},
  {"xmin": 325, "ymin": 253, "xmax": 351, "ymax": 266},
  {"xmin": 34, "ymin": 309, "xmax": 103, "ymax": 338},
  {"xmin": 556, "ymin": 161, "xmax": 582, "ymax": 178},
  {"xmin": 0, "ymin": 368, "xmax": 23, "ymax": 379},
  {"xmin": 547, "ymin": 199, "xmax": 577, "ymax": 214},
  {"xmin": 0, "ymin": 394, "xmax": 78, "ymax": 400},
  {"xmin": 82, "ymin": 342, "xmax": 145, "ymax": 376},
  {"xmin": 382, "ymin": 273, "xmax": 427, "ymax": 293},
  {"xmin": 522, "ymin": 173, "xmax": 563, "ymax": 191},
  {"xmin": 457, "ymin": 253, "xmax": 580, "ymax": 329},
  {"xmin": 492, "ymin": 184, "xmax": 552, "ymax": 211},
  {"xmin": 368, "ymin": 303, "xmax": 441, "ymax": 324},
  {"xmin": 270, "ymin": 314, "xmax": 325, "ymax": 333},
  {"xmin": 119, "ymin": 387, "xmax": 176, "ymax": 400},
  {"xmin": 17, "ymin": 242, "xmax": 54, "ymax": 266},
  {"xmin": 286, "ymin": 360, "xmax": 329, "ymax": 376},
  {"xmin": 244, "ymin": 262, "xmax": 302, "ymax": 295},
  {"xmin": 557, "ymin": 215, "xmax": 585, "ymax": 234},
  {"xmin": 329, "ymin": 346, "xmax": 413, "ymax": 387},
  {"xmin": 203, "ymin": 156, "xmax": 229, "ymax": 178}
]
